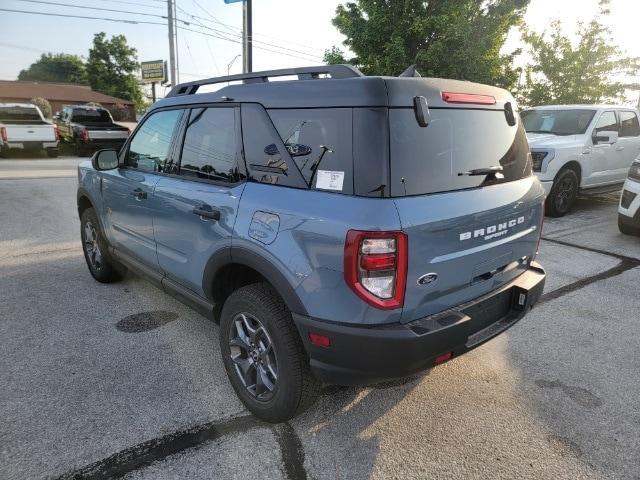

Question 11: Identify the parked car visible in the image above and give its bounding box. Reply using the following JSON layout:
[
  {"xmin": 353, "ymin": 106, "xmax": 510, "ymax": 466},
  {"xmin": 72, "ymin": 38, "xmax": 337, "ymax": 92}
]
[
  {"xmin": 0, "ymin": 102, "xmax": 59, "ymax": 157},
  {"xmin": 77, "ymin": 65, "xmax": 546, "ymax": 422},
  {"xmin": 618, "ymin": 157, "xmax": 640, "ymax": 235},
  {"xmin": 521, "ymin": 105, "xmax": 640, "ymax": 216},
  {"xmin": 55, "ymin": 104, "xmax": 129, "ymax": 156}
]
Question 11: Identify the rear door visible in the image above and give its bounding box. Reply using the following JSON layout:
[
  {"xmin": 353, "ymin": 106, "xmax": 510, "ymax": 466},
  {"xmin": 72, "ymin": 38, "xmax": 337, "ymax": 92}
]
[
  {"xmin": 388, "ymin": 106, "xmax": 543, "ymax": 323},
  {"xmin": 101, "ymin": 108, "xmax": 182, "ymax": 268},
  {"xmin": 153, "ymin": 106, "xmax": 245, "ymax": 296},
  {"xmin": 615, "ymin": 110, "xmax": 640, "ymax": 180}
]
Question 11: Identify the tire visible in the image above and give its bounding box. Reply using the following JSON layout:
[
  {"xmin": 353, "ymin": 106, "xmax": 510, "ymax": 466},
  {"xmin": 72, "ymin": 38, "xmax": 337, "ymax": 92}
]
[
  {"xmin": 219, "ymin": 282, "xmax": 320, "ymax": 423},
  {"xmin": 80, "ymin": 208, "xmax": 123, "ymax": 283},
  {"xmin": 546, "ymin": 168, "xmax": 579, "ymax": 217},
  {"xmin": 618, "ymin": 215, "xmax": 640, "ymax": 236},
  {"xmin": 46, "ymin": 148, "xmax": 59, "ymax": 158},
  {"xmin": 0, "ymin": 147, "xmax": 7, "ymax": 158}
]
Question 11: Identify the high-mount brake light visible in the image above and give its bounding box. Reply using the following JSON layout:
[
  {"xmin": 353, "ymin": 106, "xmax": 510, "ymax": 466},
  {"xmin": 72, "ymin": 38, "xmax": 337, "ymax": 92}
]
[
  {"xmin": 344, "ymin": 230, "xmax": 408, "ymax": 310},
  {"xmin": 441, "ymin": 92, "xmax": 496, "ymax": 105}
]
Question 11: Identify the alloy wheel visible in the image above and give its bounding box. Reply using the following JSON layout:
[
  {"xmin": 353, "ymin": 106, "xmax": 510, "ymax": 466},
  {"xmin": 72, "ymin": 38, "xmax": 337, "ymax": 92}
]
[
  {"xmin": 83, "ymin": 221, "xmax": 103, "ymax": 271},
  {"xmin": 228, "ymin": 312, "xmax": 278, "ymax": 402}
]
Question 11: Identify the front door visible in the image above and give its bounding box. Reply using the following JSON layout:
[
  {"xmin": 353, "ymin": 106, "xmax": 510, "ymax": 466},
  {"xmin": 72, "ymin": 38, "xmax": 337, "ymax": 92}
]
[
  {"xmin": 587, "ymin": 110, "xmax": 618, "ymax": 186},
  {"xmin": 101, "ymin": 109, "xmax": 182, "ymax": 268},
  {"xmin": 153, "ymin": 106, "xmax": 245, "ymax": 296}
]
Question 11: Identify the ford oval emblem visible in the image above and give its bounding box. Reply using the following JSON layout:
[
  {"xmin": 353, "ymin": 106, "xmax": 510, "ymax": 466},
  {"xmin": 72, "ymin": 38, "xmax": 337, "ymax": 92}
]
[{"xmin": 417, "ymin": 273, "xmax": 438, "ymax": 286}]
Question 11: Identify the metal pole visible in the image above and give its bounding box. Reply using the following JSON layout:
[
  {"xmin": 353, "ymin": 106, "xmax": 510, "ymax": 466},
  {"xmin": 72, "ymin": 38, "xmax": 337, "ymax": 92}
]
[
  {"xmin": 167, "ymin": 0, "xmax": 176, "ymax": 86},
  {"xmin": 151, "ymin": 82, "xmax": 156, "ymax": 103},
  {"xmin": 242, "ymin": 0, "xmax": 252, "ymax": 73}
]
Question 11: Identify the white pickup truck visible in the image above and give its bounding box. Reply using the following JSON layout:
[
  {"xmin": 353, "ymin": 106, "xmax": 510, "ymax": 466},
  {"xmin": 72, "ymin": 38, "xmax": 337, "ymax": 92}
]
[
  {"xmin": 521, "ymin": 105, "xmax": 640, "ymax": 216},
  {"xmin": 0, "ymin": 103, "xmax": 59, "ymax": 158}
]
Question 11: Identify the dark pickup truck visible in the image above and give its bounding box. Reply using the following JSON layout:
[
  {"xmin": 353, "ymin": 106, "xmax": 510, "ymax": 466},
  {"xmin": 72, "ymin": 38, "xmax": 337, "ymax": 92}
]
[{"xmin": 55, "ymin": 105, "xmax": 129, "ymax": 155}]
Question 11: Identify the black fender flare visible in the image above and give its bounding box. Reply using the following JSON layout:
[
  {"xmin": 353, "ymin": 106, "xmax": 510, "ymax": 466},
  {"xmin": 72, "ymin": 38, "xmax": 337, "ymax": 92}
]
[{"xmin": 202, "ymin": 246, "xmax": 308, "ymax": 316}]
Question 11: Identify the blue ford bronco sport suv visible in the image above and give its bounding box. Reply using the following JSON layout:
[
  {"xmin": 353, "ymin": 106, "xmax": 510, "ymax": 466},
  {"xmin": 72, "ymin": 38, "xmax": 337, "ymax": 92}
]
[{"xmin": 77, "ymin": 65, "xmax": 546, "ymax": 422}]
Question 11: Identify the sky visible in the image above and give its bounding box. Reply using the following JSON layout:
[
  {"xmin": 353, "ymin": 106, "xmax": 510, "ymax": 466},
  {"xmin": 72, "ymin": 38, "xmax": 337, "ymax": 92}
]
[{"xmin": 0, "ymin": 0, "xmax": 639, "ymax": 99}]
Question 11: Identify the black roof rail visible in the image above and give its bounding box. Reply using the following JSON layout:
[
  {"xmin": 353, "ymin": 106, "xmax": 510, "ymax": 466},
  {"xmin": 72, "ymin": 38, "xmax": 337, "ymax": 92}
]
[{"xmin": 166, "ymin": 64, "xmax": 364, "ymax": 97}]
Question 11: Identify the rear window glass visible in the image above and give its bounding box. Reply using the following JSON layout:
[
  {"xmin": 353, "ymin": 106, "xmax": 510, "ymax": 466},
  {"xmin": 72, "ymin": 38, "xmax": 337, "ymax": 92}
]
[
  {"xmin": 269, "ymin": 108, "xmax": 353, "ymax": 194},
  {"xmin": 0, "ymin": 106, "xmax": 41, "ymax": 122},
  {"xmin": 390, "ymin": 108, "xmax": 531, "ymax": 197},
  {"xmin": 72, "ymin": 108, "xmax": 111, "ymax": 123}
]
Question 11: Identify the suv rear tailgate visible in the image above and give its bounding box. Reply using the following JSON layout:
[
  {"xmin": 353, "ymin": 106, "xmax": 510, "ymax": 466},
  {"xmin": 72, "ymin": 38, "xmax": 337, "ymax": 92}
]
[{"xmin": 395, "ymin": 177, "xmax": 543, "ymax": 323}]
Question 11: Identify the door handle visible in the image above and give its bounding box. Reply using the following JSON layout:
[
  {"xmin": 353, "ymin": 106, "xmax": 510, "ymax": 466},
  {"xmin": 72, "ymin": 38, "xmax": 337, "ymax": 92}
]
[
  {"xmin": 193, "ymin": 206, "xmax": 221, "ymax": 221},
  {"xmin": 131, "ymin": 188, "xmax": 147, "ymax": 200}
]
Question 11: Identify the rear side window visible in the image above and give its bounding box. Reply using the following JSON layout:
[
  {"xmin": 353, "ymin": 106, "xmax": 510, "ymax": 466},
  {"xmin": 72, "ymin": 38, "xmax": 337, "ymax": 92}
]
[
  {"xmin": 619, "ymin": 111, "xmax": 640, "ymax": 137},
  {"xmin": 389, "ymin": 108, "xmax": 531, "ymax": 197},
  {"xmin": 269, "ymin": 109, "xmax": 353, "ymax": 194},
  {"xmin": 179, "ymin": 107, "xmax": 242, "ymax": 183}
]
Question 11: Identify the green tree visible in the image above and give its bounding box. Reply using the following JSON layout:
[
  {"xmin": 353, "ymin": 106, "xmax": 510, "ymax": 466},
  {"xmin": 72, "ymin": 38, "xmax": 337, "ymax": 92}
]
[
  {"xmin": 328, "ymin": 0, "xmax": 529, "ymax": 89},
  {"xmin": 518, "ymin": 0, "xmax": 640, "ymax": 106},
  {"xmin": 18, "ymin": 53, "xmax": 87, "ymax": 84},
  {"xmin": 323, "ymin": 46, "xmax": 349, "ymax": 65},
  {"xmin": 30, "ymin": 97, "xmax": 52, "ymax": 118},
  {"xmin": 86, "ymin": 32, "xmax": 143, "ymax": 109}
]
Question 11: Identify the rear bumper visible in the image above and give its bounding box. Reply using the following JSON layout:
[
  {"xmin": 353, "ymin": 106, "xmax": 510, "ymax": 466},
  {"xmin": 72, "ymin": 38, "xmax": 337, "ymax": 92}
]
[
  {"xmin": 4, "ymin": 141, "xmax": 58, "ymax": 150},
  {"xmin": 293, "ymin": 262, "xmax": 545, "ymax": 386}
]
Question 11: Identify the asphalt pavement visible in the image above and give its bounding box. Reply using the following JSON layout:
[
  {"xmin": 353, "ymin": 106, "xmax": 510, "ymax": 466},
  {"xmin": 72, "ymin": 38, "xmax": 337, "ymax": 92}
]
[{"xmin": 1, "ymin": 156, "xmax": 639, "ymax": 479}]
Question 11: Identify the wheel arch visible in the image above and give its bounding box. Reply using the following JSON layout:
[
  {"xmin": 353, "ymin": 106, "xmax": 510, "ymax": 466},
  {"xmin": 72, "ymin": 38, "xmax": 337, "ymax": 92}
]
[
  {"xmin": 557, "ymin": 160, "xmax": 582, "ymax": 186},
  {"xmin": 203, "ymin": 247, "xmax": 308, "ymax": 319}
]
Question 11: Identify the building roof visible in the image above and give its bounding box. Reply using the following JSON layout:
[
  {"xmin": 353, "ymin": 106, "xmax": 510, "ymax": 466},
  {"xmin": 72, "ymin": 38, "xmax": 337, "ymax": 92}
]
[{"xmin": 0, "ymin": 81, "xmax": 134, "ymax": 105}]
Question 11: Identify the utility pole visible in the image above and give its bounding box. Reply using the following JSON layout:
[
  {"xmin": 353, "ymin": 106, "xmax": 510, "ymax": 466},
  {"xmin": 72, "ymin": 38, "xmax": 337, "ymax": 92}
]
[
  {"xmin": 167, "ymin": 0, "xmax": 177, "ymax": 86},
  {"xmin": 242, "ymin": 0, "xmax": 252, "ymax": 73}
]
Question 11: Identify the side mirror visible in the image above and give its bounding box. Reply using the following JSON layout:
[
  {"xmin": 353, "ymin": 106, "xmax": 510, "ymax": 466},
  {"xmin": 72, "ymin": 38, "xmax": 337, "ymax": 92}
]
[
  {"xmin": 413, "ymin": 96, "xmax": 431, "ymax": 127},
  {"xmin": 91, "ymin": 149, "xmax": 119, "ymax": 170},
  {"xmin": 593, "ymin": 130, "xmax": 618, "ymax": 145}
]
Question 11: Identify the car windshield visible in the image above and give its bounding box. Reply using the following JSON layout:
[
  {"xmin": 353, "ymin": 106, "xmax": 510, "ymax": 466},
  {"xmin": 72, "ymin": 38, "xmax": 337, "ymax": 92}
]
[
  {"xmin": 71, "ymin": 108, "xmax": 111, "ymax": 123},
  {"xmin": 0, "ymin": 106, "xmax": 41, "ymax": 122},
  {"xmin": 521, "ymin": 109, "xmax": 596, "ymax": 135}
]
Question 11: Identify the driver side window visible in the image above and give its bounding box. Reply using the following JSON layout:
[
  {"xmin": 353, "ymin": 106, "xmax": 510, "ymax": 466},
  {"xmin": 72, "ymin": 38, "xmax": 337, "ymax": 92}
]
[
  {"xmin": 126, "ymin": 109, "xmax": 182, "ymax": 173},
  {"xmin": 593, "ymin": 111, "xmax": 618, "ymax": 136}
]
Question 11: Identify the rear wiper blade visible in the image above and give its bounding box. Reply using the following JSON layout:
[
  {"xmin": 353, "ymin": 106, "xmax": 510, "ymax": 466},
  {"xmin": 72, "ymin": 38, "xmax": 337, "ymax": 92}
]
[{"xmin": 458, "ymin": 166, "xmax": 504, "ymax": 177}]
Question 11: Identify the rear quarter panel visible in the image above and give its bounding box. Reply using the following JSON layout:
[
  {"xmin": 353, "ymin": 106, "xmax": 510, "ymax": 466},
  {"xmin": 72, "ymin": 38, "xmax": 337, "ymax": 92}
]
[{"xmin": 234, "ymin": 182, "xmax": 403, "ymax": 325}]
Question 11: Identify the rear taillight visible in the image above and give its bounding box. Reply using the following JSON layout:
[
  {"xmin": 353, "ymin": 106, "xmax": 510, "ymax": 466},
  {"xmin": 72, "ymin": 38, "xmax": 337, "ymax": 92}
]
[
  {"xmin": 0, "ymin": 126, "xmax": 7, "ymax": 142},
  {"xmin": 53, "ymin": 125, "xmax": 60, "ymax": 142},
  {"xmin": 344, "ymin": 230, "xmax": 408, "ymax": 310},
  {"xmin": 441, "ymin": 91, "xmax": 496, "ymax": 105},
  {"xmin": 80, "ymin": 128, "xmax": 90, "ymax": 143}
]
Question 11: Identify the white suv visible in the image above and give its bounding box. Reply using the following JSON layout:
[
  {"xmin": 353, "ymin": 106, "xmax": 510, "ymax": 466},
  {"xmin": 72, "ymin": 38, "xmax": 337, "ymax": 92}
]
[
  {"xmin": 618, "ymin": 158, "xmax": 640, "ymax": 235},
  {"xmin": 521, "ymin": 105, "xmax": 640, "ymax": 216}
]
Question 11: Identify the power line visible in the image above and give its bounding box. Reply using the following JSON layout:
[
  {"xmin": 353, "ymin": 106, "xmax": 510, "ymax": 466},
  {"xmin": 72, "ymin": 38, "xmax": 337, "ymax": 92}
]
[
  {"xmin": 0, "ymin": 7, "xmax": 165, "ymax": 25},
  {"xmin": 11, "ymin": 0, "xmax": 168, "ymax": 20},
  {"xmin": 177, "ymin": 25, "xmax": 322, "ymax": 63},
  {"xmin": 187, "ymin": 0, "xmax": 326, "ymax": 54}
]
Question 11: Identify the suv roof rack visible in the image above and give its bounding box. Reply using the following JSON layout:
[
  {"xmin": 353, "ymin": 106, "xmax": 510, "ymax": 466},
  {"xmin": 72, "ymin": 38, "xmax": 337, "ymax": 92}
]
[{"xmin": 166, "ymin": 64, "xmax": 364, "ymax": 97}]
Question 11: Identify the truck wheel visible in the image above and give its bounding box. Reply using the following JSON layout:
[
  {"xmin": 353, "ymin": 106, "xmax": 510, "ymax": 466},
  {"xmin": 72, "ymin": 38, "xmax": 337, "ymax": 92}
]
[
  {"xmin": 546, "ymin": 168, "xmax": 579, "ymax": 217},
  {"xmin": 80, "ymin": 208, "xmax": 123, "ymax": 283},
  {"xmin": 0, "ymin": 147, "xmax": 8, "ymax": 158},
  {"xmin": 618, "ymin": 215, "xmax": 640, "ymax": 236},
  {"xmin": 219, "ymin": 283, "xmax": 320, "ymax": 423},
  {"xmin": 46, "ymin": 148, "xmax": 59, "ymax": 158}
]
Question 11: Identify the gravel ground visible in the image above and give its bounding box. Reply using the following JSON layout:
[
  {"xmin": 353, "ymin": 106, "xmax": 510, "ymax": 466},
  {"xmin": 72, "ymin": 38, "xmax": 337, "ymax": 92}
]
[{"xmin": 1, "ymin": 157, "xmax": 638, "ymax": 480}]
